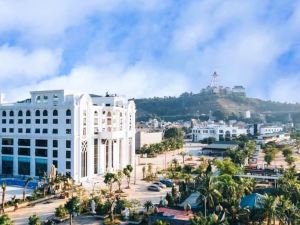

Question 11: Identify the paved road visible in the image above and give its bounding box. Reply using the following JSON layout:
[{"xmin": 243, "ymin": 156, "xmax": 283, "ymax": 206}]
[{"xmin": 8, "ymin": 198, "xmax": 67, "ymax": 225}]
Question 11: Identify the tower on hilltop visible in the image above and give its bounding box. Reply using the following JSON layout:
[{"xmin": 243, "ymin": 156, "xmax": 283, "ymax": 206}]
[
  {"xmin": 210, "ymin": 71, "xmax": 220, "ymax": 94},
  {"xmin": 210, "ymin": 71, "xmax": 219, "ymax": 88}
]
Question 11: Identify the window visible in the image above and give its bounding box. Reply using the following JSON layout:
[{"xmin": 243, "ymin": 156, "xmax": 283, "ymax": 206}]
[
  {"xmin": 18, "ymin": 158, "xmax": 30, "ymax": 175},
  {"xmin": 52, "ymin": 129, "xmax": 58, "ymax": 134},
  {"xmin": 9, "ymin": 128, "xmax": 14, "ymax": 133},
  {"xmin": 18, "ymin": 148, "xmax": 30, "ymax": 156},
  {"xmin": 43, "ymin": 96, "xmax": 48, "ymax": 102},
  {"xmin": 53, "ymin": 119, "xmax": 58, "ymax": 124},
  {"xmin": 43, "ymin": 119, "xmax": 48, "ymax": 124},
  {"xmin": 2, "ymin": 111, "xmax": 6, "ymax": 117},
  {"xmin": 9, "ymin": 110, "xmax": 14, "ymax": 116},
  {"xmin": 36, "ymin": 139, "xmax": 47, "ymax": 147},
  {"xmin": 18, "ymin": 128, "xmax": 23, "ymax": 133},
  {"xmin": 53, "ymin": 94, "xmax": 59, "ymax": 100},
  {"xmin": 66, "ymin": 151, "xmax": 71, "ymax": 158},
  {"xmin": 66, "ymin": 119, "xmax": 71, "ymax": 124},
  {"xmin": 94, "ymin": 111, "xmax": 98, "ymax": 116},
  {"xmin": 94, "ymin": 118, "xmax": 98, "ymax": 125},
  {"xmin": 35, "ymin": 148, "xmax": 47, "ymax": 157},
  {"xmin": 42, "ymin": 129, "xmax": 48, "ymax": 134},
  {"xmin": 53, "ymin": 140, "xmax": 58, "ymax": 148},
  {"xmin": 18, "ymin": 110, "xmax": 23, "ymax": 117},
  {"xmin": 53, "ymin": 110, "xmax": 58, "ymax": 116},
  {"xmin": 43, "ymin": 110, "xmax": 48, "ymax": 116},
  {"xmin": 66, "ymin": 109, "xmax": 71, "ymax": 116},
  {"xmin": 66, "ymin": 129, "xmax": 71, "ymax": 134},
  {"xmin": 53, "ymin": 150, "xmax": 58, "ymax": 158},
  {"xmin": 2, "ymin": 119, "xmax": 6, "ymax": 124},
  {"xmin": 36, "ymin": 95, "xmax": 41, "ymax": 103},
  {"xmin": 53, "ymin": 160, "xmax": 58, "ymax": 168},
  {"xmin": 26, "ymin": 128, "xmax": 30, "ymax": 133},
  {"xmin": 66, "ymin": 161, "xmax": 71, "ymax": 169},
  {"xmin": 18, "ymin": 119, "xmax": 23, "ymax": 124},
  {"xmin": 26, "ymin": 119, "xmax": 31, "ymax": 124},
  {"xmin": 66, "ymin": 140, "xmax": 71, "ymax": 148},
  {"xmin": 35, "ymin": 129, "xmax": 40, "ymax": 133},
  {"xmin": 35, "ymin": 110, "xmax": 40, "ymax": 116},
  {"xmin": 26, "ymin": 110, "xmax": 31, "ymax": 116},
  {"xmin": 35, "ymin": 119, "xmax": 40, "ymax": 124},
  {"xmin": 9, "ymin": 119, "xmax": 14, "ymax": 124},
  {"xmin": 2, "ymin": 128, "xmax": 6, "ymax": 133},
  {"xmin": 2, "ymin": 147, "xmax": 13, "ymax": 155}
]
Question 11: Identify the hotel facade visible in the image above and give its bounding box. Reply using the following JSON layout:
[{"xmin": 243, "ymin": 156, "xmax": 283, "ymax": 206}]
[{"xmin": 0, "ymin": 90, "xmax": 135, "ymax": 182}]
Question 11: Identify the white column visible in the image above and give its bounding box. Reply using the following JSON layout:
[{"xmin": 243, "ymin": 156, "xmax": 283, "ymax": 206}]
[
  {"xmin": 119, "ymin": 139, "xmax": 123, "ymax": 169},
  {"xmin": 13, "ymin": 138, "xmax": 18, "ymax": 176},
  {"xmin": 108, "ymin": 140, "xmax": 112, "ymax": 172},
  {"xmin": 30, "ymin": 144, "xmax": 35, "ymax": 177}
]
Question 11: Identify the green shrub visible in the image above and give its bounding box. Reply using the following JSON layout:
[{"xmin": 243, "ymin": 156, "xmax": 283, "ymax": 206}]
[
  {"xmin": 55, "ymin": 205, "xmax": 68, "ymax": 218},
  {"xmin": 28, "ymin": 214, "xmax": 41, "ymax": 225}
]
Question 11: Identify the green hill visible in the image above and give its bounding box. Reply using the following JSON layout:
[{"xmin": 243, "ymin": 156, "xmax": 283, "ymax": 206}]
[{"xmin": 135, "ymin": 92, "xmax": 300, "ymax": 122}]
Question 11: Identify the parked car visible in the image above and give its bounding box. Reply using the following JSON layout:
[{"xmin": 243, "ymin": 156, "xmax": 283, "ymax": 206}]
[
  {"xmin": 160, "ymin": 179, "xmax": 174, "ymax": 187},
  {"xmin": 148, "ymin": 184, "xmax": 161, "ymax": 192},
  {"xmin": 153, "ymin": 181, "xmax": 166, "ymax": 189}
]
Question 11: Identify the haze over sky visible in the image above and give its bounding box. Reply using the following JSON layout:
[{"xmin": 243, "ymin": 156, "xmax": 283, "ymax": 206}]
[{"xmin": 1, "ymin": 0, "xmax": 300, "ymax": 102}]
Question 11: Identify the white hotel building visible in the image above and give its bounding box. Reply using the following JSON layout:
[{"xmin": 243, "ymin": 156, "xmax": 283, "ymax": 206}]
[
  {"xmin": 192, "ymin": 121, "xmax": 247, "ymax": 142},
  {"xmin": 0, "ymin": 90, "xmax": 135, "ymax": 183}
]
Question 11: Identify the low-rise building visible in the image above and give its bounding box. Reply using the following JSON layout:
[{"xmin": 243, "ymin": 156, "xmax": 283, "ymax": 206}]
[
  {"xmin": 259, "ymin": 125, "xmax": 283, "ymax": 135},
  {"xmin": 135, "ymin": 131, "xmax": 162, "ymax": 151},
  {"xmin": 192, "ymin": 121, "xmax": 247, "ymax": 142}
]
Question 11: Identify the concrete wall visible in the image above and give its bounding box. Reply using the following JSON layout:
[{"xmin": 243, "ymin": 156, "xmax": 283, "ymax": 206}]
[{"xmin": 135, "ymin": 131, "xmax": 162, "ymax": 150}]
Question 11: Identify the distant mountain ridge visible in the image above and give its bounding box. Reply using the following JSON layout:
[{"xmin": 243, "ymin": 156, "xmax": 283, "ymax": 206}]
[{"xmin": 135, "ymin": 92, "xmax": 300, "ymax": 122}]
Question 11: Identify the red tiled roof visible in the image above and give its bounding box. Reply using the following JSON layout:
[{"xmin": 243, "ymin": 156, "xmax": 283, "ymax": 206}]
[{"xmin": 158, "ymin": 207, "xmax": 193, "ymax": 221}]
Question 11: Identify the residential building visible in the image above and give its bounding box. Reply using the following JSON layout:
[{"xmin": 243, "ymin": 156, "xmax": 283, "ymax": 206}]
[
  {"xmin": 0, "ymin": 90, "xmax": 135, "ymax": 183},
  {"xmin": 259, "ymin": 125, "xmax": 283, "ymax": 135},
  {"xmin": 191, "ymin": 121, "xmax": 247, "ymax": 142}
]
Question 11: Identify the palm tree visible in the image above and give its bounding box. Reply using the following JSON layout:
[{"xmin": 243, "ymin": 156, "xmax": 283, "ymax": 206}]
[
  {"xmin": 142, "ymin": 166, "xmax": 146, "ymax": 179},
  {"xmin": 114, "ymin": 170, "xmax": 124, "ymax": 193},
  {"xmin": 42, "ymin": 172, "xmax": 49, "ymax": 197},
  {"xmin": 65, "ymin": 196, "xmax": 81, "ymax": 225},
  {"xmin": 123, "ymin": 165, "xmax": 133, "ymax": 188},
  {"xmin": 0, "ymin": 214, "xmax": 13, "ymax": 225},
  {"xmin": 1, "ymin": 183, "xmax": 6, "ymax": 214},
  {"xmin": 263, "ymin": 194, "xmax": 280, "ymax": 225},
  {"xmin": 179, "ymin": 151, "xmax": 187, "ymax": 164},
  {"xmin": 144, "ymin": 200, "xmax": 153, "ymax": 213},
  {"xmin": 23, "ymin": 177, "xmax": 33, "ymax": 201},
  {"xmin": 197, "ymin": 175, "xmax": 221, "ymax": 217},
  {"xmin": 104, "ymin": 172, "xmax": 116, "ymax": 194}
]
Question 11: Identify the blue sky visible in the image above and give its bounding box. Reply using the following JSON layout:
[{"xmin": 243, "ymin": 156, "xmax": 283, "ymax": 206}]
[{"xmin": 1, "ymin": 0, "xmax": 300, "ymax": 102}]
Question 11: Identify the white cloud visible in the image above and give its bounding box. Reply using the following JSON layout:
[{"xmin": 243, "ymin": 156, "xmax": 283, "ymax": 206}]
[
  {"xmin": 269, "ymin": 75, "xmax": 300, "ymax": 103},
  {"xmin": 0, "ymin": 0, "xmax": 171, "ymax": 41},
  {"xmin": 1, "ymin": 0, "xmax": 300, "ymax": 103},
  {"xmin": 6, "ymin": 63, "xmax": 189, "ymax": 102},
  {"xmin": 0, "ymin": 45, "xmax": 61, "ymax": 84}
]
